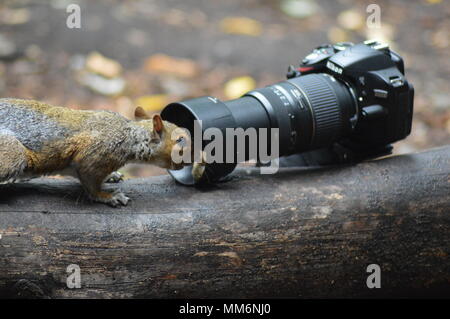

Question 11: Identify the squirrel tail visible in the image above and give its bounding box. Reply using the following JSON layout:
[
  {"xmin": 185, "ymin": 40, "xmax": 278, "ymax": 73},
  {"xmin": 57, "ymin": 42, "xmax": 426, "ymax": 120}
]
[{"xmin": 0, "ymin": 134, "xmax": 28, "ymax": 183}]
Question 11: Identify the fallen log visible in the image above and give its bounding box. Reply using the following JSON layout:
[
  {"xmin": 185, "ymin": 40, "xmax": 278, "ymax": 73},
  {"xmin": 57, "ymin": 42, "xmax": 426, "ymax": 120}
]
[{"xmin": 0, "ymin": 146, "xmax": 449, "ymax": 298}]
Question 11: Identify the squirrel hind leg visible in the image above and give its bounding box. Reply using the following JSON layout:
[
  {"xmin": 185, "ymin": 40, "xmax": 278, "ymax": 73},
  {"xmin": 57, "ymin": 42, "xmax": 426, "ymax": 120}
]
[{"xmin": 0, "ymin": 134, "xmax": 28, "ymax": 184}]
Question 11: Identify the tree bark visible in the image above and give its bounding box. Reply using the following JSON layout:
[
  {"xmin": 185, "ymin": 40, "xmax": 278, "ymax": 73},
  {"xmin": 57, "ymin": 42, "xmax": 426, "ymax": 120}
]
[{"xmin": 0, "ymin": 146, "xmax": 449, "ymax": 298}]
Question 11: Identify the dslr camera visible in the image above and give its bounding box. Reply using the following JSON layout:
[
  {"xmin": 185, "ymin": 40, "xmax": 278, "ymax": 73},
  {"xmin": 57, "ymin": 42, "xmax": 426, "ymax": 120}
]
[{"xmin": 161, "ymin": 40, "xmax": 415, "ymax": 185}]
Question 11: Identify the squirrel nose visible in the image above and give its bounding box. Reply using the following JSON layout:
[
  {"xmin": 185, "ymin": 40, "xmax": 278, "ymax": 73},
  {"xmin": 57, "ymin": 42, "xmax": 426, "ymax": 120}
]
[{"xmin": 171, "ymin": 162, "xmax": 184, "ymax": 170}]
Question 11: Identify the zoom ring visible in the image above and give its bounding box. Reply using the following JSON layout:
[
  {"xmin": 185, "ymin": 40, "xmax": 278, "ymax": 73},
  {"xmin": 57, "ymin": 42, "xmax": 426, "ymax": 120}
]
[{"xmin": 295, "ymin": 74, "xmax": 342, "ymax": 147}]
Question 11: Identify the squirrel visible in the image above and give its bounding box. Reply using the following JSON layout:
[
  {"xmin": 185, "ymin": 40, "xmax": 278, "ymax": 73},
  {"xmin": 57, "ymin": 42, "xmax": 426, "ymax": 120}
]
[{"xmin": 0, "ymin": 98, "xmax": 190, "ymax": 207}]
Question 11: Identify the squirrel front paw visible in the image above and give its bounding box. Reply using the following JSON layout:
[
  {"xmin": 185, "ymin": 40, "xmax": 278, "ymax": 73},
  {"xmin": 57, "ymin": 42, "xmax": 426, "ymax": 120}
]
[
  {"xmin": 192, "ymin": 150, "xmax": 206, "ymax": 182},
  {"xmin": 105, "ymin": 171, "xmax": 124, "ymax": 183},
  {"xmin": 192, "ymin": 162, "xmax": 206, "ymax": 182},
  {"xmin": 92, "ymin": 190, "xmax": 130, "ymax": 207}
]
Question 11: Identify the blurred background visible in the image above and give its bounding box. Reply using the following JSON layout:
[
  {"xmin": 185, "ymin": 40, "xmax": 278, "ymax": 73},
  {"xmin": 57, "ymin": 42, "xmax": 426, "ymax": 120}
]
[{"xmin": 0, "ymin": 0, "xmax": 449, "ymax": 178}]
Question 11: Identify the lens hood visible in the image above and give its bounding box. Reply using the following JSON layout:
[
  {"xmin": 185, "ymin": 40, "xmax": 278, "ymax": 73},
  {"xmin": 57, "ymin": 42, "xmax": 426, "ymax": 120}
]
[{"xmin": 161, "ymin": 97, "xmax": 238, "ymax": 185}]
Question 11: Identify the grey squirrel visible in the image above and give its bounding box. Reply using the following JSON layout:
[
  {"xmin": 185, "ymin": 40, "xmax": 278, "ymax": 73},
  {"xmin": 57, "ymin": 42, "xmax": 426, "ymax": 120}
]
[{"xmin": 0, "ymin": 98, "xmax": 190, "ymax": 207}]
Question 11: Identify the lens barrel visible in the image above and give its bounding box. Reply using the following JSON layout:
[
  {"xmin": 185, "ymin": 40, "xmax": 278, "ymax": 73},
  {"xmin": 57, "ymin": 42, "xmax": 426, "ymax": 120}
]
[{"xmin": 161, "ymin": 73, "xmax": 357, "ymax": 185}]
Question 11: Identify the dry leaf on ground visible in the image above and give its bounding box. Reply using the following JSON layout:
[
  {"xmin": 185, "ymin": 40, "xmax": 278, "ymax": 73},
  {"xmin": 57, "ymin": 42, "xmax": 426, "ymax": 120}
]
[
  {"xmin": 220, "ymin": 16, "xmax": 262, "ymax": 36},
  {"xmin": 85, "ymin": 51, "xmax": 123, "ymax": 78},
  {"xmin": 144, "ymin": 54, "xmax": 199, "ymax": 78},
  {"xmin": 135, "ymin": 94, "xmax": 169, "ymax": 112},
  {"xmin": 224, "ymin": 76, "xmax": 256, "ymax": 99},
  {"xmin": 337, "ymin": 10, "xmax": 364, "ymax": 31}
]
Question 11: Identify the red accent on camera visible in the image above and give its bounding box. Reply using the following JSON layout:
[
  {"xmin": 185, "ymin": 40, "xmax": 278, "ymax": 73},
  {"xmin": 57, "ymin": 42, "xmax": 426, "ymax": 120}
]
[{"xmin": 298, "ymin": 67, "xmax": 314, "ymax": 73}]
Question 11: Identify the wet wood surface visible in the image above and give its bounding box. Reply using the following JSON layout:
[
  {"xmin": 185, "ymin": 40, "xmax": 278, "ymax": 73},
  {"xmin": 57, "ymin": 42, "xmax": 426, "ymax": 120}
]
[{"xmin": 0, "ymin": 146, "xmax": 449, "ymax": 298}]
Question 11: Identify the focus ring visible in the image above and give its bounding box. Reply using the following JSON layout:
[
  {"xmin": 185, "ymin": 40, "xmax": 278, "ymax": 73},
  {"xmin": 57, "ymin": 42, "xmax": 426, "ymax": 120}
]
[{"xmin": 294, "ymin": 74, "xmax": 342, "ymax": 147}]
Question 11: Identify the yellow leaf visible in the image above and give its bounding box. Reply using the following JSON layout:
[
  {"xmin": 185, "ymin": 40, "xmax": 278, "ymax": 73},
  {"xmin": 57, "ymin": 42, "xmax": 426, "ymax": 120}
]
[
  {"xmin": 337, "ymin": 10, "xmax": 365, "ymax": 31},
  {"xmin": 135, "ymin": 95, "xmax": 169, "ymax": 112},
  {"xmin": 0, "ymin": 8, "xmax": 30, "ymax": 25},
  {"xmin": 144, "ymin": 54, "xmax": 199, "ymax": 78},
  {"xmin": 224, "ymin": 76, "xmax": 256, "ymax": 100},
  {"xmin": 220, "ymin": 17, "xmax": 262, "ymax": 36},
  {"xmin": 85, "ymin": 51, "xmax": 122, "ymax": 78}
]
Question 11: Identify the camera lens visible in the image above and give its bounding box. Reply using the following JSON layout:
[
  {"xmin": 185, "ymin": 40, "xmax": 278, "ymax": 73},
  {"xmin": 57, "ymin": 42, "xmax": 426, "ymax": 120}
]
[{"xmin": 161, "ymin": 73, "xmax": 357, "ymax": 185}]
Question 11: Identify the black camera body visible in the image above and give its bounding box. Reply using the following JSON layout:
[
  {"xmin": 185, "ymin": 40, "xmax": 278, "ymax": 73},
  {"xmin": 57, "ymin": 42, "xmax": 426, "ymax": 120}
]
[
  {"xmin": 161, "ymin": 40, "xmax": 414, "ymax": 185},
  {"xmin": 290, "ymin": 40, "xmax": 414, "ymax": 154}
]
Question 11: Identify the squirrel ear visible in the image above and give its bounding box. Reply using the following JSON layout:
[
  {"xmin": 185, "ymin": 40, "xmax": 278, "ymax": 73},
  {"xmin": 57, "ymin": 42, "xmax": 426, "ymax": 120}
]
[
  {"xmin": 135, "ymin": 106, "xmax": 151, "ymax": 120},
  {"xmin": 153, "ymin": 114, "xmax": 164, "ymax": 133}
]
